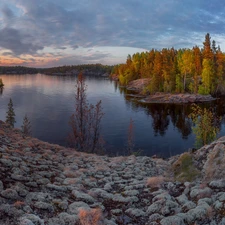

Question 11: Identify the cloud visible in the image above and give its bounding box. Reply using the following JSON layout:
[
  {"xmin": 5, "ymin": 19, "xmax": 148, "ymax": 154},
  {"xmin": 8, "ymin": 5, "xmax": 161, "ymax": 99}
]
[
  {"xmin": 1, "ymin": 0, "xmax": 225, "ymax": 66},
  {"xmin": 0, "ymin": 27, "xmax": 44, "ymax": 55}
]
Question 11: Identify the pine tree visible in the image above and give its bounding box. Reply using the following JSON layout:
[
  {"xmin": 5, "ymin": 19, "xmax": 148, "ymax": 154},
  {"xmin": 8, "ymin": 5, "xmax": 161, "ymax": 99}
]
[
  {"xmin": 6, "ymin": 98, "xmax": 16, "ymax": 128},
  {"xmin": 21, "ymin": 114, "xmax": 32, "ymax": 136}
]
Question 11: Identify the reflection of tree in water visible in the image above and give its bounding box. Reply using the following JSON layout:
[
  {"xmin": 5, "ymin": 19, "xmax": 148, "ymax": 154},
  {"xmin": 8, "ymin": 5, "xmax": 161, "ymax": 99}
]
[
  {"xmin": 169, "ymin": 104, "xmax": 192, "ymax": 139},
  {"xmin": 148, "ymin": 104, "xmax": 169, "ymax": 136},
  {"xmin": 119, "ymin": 86, "xmax": 225, "ymax": 139},
  {"xmin": 0, "ymin": 88, "xmax": 3, "ymax": 95},
  {"xmin": 113, "ymin": 81, "xmax": 119, "ymax": 92}
]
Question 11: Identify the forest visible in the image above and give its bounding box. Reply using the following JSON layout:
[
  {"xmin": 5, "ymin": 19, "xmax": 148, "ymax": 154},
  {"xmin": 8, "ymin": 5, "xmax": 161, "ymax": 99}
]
[
  {"xmin": 112, "ymin": 33, "xmax": 225, "ymax": 96},
  {"xmin": 0, "ymin": 64, "xmax": 113, "ymax": 76}
]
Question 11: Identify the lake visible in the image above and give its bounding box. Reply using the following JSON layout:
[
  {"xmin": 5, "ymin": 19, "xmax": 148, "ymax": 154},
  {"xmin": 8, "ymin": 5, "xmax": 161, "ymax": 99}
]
[{"xmin": 0, "ymin": 74, "xmax": 225, "ymax": 157}]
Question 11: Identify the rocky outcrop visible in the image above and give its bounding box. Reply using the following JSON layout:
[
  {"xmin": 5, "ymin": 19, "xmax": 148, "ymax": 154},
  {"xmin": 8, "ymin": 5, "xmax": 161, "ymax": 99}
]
[
  {"xmin": 142, "ymin": 93, "xmax": 216, "ymax": 104},
  {"xmin": 127, "ymin": 78, "xmax": 151, "ymax": 92},
  {"xmin": 1, "ymin": 120, "xmax": 225, "ymax": 224},
  {"xmin": 125, "ymin": 78, "xmax": 216, "ymax": 104}
]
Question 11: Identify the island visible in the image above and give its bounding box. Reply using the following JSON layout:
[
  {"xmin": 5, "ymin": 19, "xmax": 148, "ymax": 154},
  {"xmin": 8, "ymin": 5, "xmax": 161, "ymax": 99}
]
[{"xmin": 111, "ymin": 33, "xmax": 225, "ymax": 104}]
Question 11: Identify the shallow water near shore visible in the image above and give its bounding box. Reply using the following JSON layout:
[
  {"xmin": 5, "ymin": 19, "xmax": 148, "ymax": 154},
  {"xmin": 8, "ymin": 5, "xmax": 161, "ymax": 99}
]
[{"xmin": 1, "ymin": 73, "xmax": 225, "ymax": 157}]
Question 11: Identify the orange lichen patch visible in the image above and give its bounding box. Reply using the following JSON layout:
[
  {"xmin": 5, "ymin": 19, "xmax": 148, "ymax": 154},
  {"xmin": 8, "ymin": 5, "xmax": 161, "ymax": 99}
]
[
  {"xmin": 146, "ymin": 176, "xmax": 164, "ymax": 188},
  {"xmin": 13, "ymin": 201, "xmax": 25, "ymax": 208},
  {"xmin": 0, "ymin": 130, "xmax": 5, "ymax": 136},
  {"xmin": 79, "ymin": 208, "xmax": 103, "ymax": 225}
]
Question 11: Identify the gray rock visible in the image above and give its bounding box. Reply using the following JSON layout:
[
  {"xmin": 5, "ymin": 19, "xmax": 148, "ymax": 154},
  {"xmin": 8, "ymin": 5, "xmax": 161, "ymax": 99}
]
[
  {"xmin": 209, "ymin": 180, "xmax": 225, "ymax": 189},
  {"xmin": 0, "ymin": 158, "xmax": 12, "ymax": 167},
  {"xmin": 26, "ymin": 192, "xmax": 52, "ymax": 203},
  {"xmin": 186, "ymin": 202, "xmax": 212, "ymax": 223},
  {"xmin": 46, "ymin": 184, "xmax": 67, "ymax": 192},
  {"xmin": 104, "ymin": 219, "xmax": 118, "ymax": 225},
  {"xmin": 0, "ymin": 181, "xmax": 3, "ymax": 191},
  {"xmin": 213, "ymin": 200, "xmax": 223, "ymax": 211},
  {"xmin": 148, "ymin": 213, "xmax": 164, "ymax": 222},
  {"xmin": 58, "ymin": 212, "xmax": 79, "ymax": 224},
  {"xmin": 104, "ymin": 183, "xmax": 113, "ymax": 191},
  {"xmin": 1, "ymin": 188, "xmax": 19, "ymax": 200},
  {"xmin": 190, "ymin": 187, "xmax": 212, "ymax": 199},
  {"xmin": 216, "ymin": 192, "xmax": 225, "ymax": 202},
  {"xmin": 34, "ymin": 201, "xmax": 54, "ymax": 212},
  {"xmin": 68, "ymin": 201, "xmax": 90, "ymax": 214},
  {"xmin": 123, "ymin": 190, "xmax": 139, "ymax": 196},
  {"xmin": 176, "ymin": 194, "xmax": 188, "ymax": 205},
  {"xmin": 160, "ymin": 215, "xmax": 185, "ymax": 225},
  {"xmin": 72, "ymin": 190, "xmax": 95, "ymax": 203},
  {"xmin": 182, "ymin": 201, "xmax": 196, "ymax": 212},
  {"xmin": 161, "ymin": 200, "xmax": 180, "ymax": 216},
  {"xmin": 11, "ymin": 174, "xmax": 30, "ymax": 181},
  {"xmin": 111, "ymin": 209, "xmax": 122, "ymax": 215},
  {"xmin": 125, "ymin": 208, "xmax": 145, "ymax": 217},
  {"xmin": 19, "ymin": 218, "xmax": 35, "ymax": 225},
  {"xmin": 20, "ymin": 214, "xmax": 44, "ymax": 225},
  {"xmin": 147, "ymin": 201, "xmax": 163, "ymax": 215}
]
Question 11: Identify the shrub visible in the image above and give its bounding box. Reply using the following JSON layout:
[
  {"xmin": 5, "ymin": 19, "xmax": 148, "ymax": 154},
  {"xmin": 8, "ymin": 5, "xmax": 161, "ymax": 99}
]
[
  {"xmin": 78, "ymin": 208, "xmax": 104, "ymax": 225},
  {"xmin": 173, "ymin": 152, "xmax": 200, "ymax": 182},
  {"xmin": 189, "ymin": 104, "xmax": 220, "ymax": 148}
]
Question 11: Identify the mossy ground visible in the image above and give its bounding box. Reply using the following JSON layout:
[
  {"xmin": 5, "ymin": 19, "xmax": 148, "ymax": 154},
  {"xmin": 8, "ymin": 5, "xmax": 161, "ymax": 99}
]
[{"xmin": 173, "ymin": 152, "xmax": 200, "ymax": 182}]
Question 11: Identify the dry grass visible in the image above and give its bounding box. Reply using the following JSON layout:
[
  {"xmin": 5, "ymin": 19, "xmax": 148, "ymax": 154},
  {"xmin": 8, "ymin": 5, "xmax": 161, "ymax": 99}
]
[
  {"xmin": 79, "ymin": 208, "xmax": 104, "ymax": 225},
  {"xmin": 146, "ymin": 176, "xmax": 164, "ymax": 188}
]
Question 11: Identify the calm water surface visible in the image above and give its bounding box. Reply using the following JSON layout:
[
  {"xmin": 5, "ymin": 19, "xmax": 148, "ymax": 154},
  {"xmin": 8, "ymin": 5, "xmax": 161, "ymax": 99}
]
[{"xmin": 1, "ymin": 74, "xmax": 225, "ymax": 157}]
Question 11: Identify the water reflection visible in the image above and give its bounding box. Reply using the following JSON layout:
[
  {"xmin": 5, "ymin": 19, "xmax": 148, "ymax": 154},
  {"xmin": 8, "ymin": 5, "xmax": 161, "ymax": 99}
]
[
  {"xmin": 0, "ymin": 88, "xmax": 3, "ymax": 95},
  {"xmin": 1, "ymin": 74, "xmax": 225, "ymax": 158},
  {"xmin": 119, "ymin": 84, "xmax": 225, "ymax": 144}
]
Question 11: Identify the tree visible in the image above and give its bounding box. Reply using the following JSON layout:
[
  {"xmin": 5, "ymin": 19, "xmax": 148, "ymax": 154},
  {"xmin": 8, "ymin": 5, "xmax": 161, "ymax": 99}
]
[
  {"xmin": 0, "ymin": 78, "xmax": 4, "ymax": 88},
  {"xmin": 192, "ymin": 46, "xmax": 202, "ymax": 93},
  {"xmin": 6, "ymin": 98, "xmax": 16, "ymax": 128},
  {"xmin": 202, "ymin": 33, "xmax": 213, "ymax": 60},
  {"xmin": 198, "ymin": 59, "xmax": 215, "ymax": 95},
  {"xmin": 21, "ymin": 114, "xmax": 32, "ymax": 136},
  {"xmin": 69, "ymin": 72, "xmax": 104, "ymax": 153},
  {"xmin": 189, "ymin": 104, "xmax": 220, "ymax": 148}
]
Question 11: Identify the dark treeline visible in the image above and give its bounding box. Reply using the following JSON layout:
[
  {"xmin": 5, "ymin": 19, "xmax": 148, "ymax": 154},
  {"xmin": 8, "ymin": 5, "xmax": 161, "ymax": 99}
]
[
  {"xmin": 0, "ymin": 64, "xmax": 113, "ymax": 76},
  {"xmin": 113, "ymin": 33, "xmax": 225, "ymax": 96},
  {"xmin": 0, "ymin": 66, "xmax": 38, "ymax": 74},
  {"xmin": 42, "ymin": 64, "xmax": 113, "ymax": 75}
]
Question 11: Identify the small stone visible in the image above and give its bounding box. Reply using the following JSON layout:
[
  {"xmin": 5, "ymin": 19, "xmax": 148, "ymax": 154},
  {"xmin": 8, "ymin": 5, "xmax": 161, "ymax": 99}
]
[
  {"xmin": 1, "ymin": 188, "xmax": 19, "ymax": 200},
  {"xmin": 125, "ymin": 208, "xmax": 145, "ymax": 217},
  {"xmin": 34, "ymin": 201, "xmax": 54, "ymax": 212},
  {"xmin": 72, "ymin": 190, "xmax": 95, "ymax": 203},
  {"xmin": 0, "ymin": 158, "xmax": 12, "ymax": 167},
  {"xmin": 160, "ymin": 215, "xmax": 185, "ymax": 225},
  {"xmin": 68, "ymin": 201, "xmax": 90, "ymax": 214},
  {"xmin": 209, "ymin": 180, "xmax": 225, "ymax": 189}
]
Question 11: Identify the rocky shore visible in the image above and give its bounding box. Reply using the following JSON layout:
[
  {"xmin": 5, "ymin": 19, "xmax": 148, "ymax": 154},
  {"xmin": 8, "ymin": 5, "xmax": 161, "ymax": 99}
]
[
  {"xmin": 126, "ymin": 78, "xmax": 216, "ymax": 104},
  {"xmin": 1, "ymin": 120, "xmax": 225, "ymax": 224}
]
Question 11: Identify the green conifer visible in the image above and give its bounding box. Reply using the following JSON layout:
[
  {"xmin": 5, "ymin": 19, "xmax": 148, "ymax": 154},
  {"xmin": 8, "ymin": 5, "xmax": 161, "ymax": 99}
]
[
  {"xmin": 6, "ymin": 98, "xmax": 16, "ymax": 128},
  {"xmin": 21, "ymin": 114, "xmax": 32, "ymax": 136}
]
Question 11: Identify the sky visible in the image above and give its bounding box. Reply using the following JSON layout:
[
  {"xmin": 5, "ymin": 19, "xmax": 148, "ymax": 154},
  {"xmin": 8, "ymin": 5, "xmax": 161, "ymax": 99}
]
[{"xmin": 0, "ymin": 0, "xmax": 225, "ymax": 68}]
